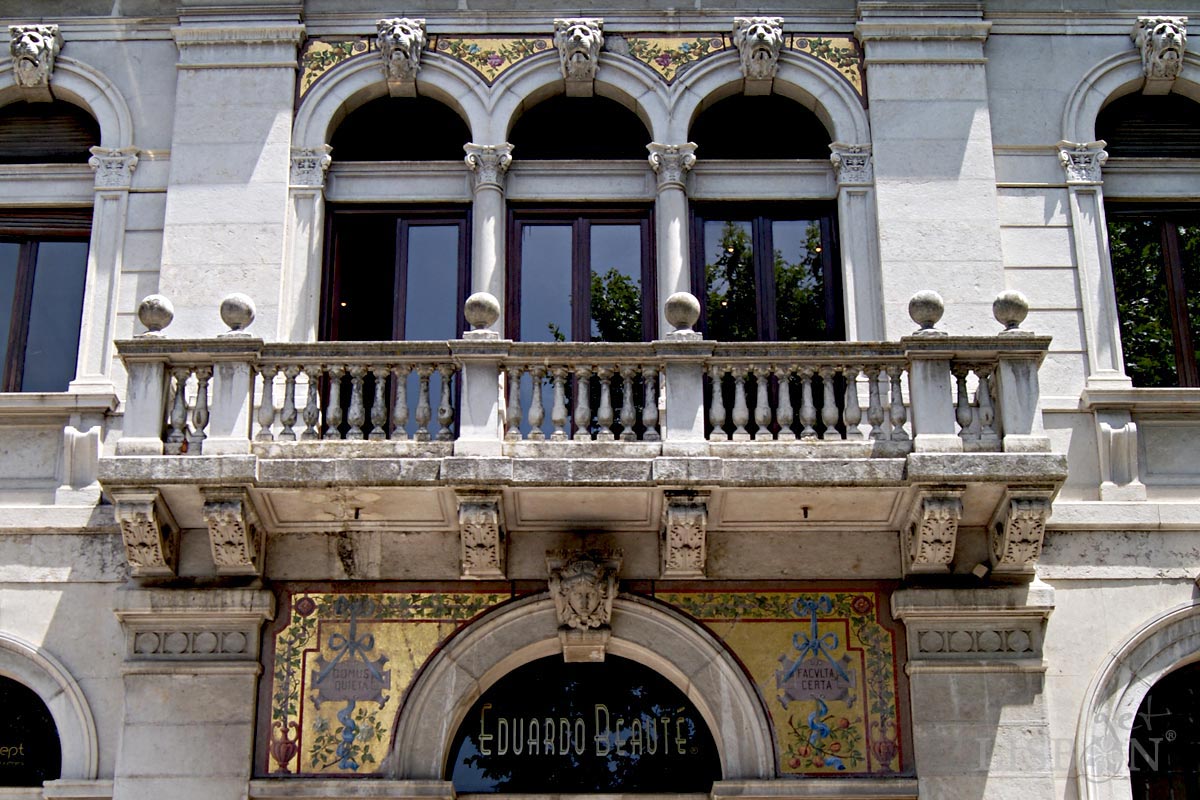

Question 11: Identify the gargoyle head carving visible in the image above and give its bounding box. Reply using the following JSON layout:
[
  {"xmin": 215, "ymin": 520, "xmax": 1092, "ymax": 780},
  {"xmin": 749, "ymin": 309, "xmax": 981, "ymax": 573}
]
[
  {"xmin": 733, "ymin": 17, "xmax": 784, "ymax": 81},
  {"xmin": 376, "ymin": 17, "xmax": 427, "ymax": 82},
  {"xmin": 9, "ymin": 25, "xmax": 62, "ymax": 90},
  {"xmin": 553, "ymin": 18, "xmax": 603, "ymax": 83},
  {"xmin": 1133, "ymin": 17, "xmax": 1188, "ymax": 81}
]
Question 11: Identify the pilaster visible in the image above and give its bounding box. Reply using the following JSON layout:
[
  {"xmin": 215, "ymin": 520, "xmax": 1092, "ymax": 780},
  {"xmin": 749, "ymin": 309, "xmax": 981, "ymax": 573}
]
[
  {"xmin": 282, "ymin": 145, "xmax": 332, "ymax": 341},
  {"xmin": 830, "ymin": 142, "xmax": 884, "ymax": 341},
  {"xmin": 647, "ymin": 143, "xmax": 697, "ymax": 338}
]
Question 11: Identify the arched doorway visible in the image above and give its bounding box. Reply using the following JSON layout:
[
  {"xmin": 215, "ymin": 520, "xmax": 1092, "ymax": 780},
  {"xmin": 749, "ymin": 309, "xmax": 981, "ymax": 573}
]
[
  {"xmin": 0, "ymin": 674, "xmax": 61, "ymax": 786},
  {"xmin": 1131, "ymin": 660, "xmax": 1200, "ymax": 798}
]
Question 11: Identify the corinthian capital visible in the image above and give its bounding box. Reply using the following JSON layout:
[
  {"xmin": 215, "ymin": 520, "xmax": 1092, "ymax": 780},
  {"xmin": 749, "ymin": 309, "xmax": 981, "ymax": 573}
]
[
  {"xmin": 647, "ymin": 142, "xmax": 697, "ymax": 190},
  {"xmin": 89, "ymin": 147, "xmax": 139, "ymax": 190},
  {"xmin": 829, "ymin": 142, "xmax": 873, "ymax": 185},
  {"xmin": 1057, "ymin": 140, "xmax": 1107, "ymax": 185},
  {"xmin": 464, "ymin": 143, "xmax": 514, "ymax": 190},
  {"xmin": 290, "ymin": 145, "xmax": 333, "ymax": 187}
]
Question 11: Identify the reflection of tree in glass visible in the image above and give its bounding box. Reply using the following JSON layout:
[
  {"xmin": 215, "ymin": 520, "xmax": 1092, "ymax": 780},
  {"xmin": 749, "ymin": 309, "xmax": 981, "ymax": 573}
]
[
  {"xmin": 705, "ymin": 222, "xmax": 758, "ymax": 341},
  {"xmin": 775, "ymin": 221, "xmax": 826, "ymax": 341},
  {"xmin": 590, "ymin": 268, "xmax": 643, "ymax": 342}
]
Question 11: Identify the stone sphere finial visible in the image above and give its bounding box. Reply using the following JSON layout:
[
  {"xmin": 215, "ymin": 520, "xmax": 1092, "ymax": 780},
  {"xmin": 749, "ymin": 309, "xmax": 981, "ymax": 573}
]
[
  {"xmin": 993, "ymin": 289, "xmax": 1030, "ymax": 334},
  {"xmin": 219, "ymin": 293, "xmax": 256, "ymax": 335},
  {"xmin": 908, "ymin": 290, "xmax": 945, "ymax": 336},
  {"xmin": 463, "ymin": 292, "xmax": 501, "ymax": 340},
  {"xmin": 136, "ymin": 294, "xmax": 174, "ymax": 337},
  {"xmin": 665, "ymin": 292, "xmax": 701, "ymax": 338}
]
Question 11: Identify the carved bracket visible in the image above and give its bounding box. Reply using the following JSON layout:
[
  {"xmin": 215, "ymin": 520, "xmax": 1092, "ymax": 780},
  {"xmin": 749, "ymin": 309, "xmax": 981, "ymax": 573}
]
[
  {"xmin": 89, "ymin": 147, "xmax": 139, "ymax": 190},
  {"xmin": 290, "ymin": 145, "xmax": 332, "ymax": 187},
  {"xmin": 113, "ymin": 489, "xmax": 180, "ymax": 578},
  {"xmin": 377, "ymin": 17, "xmax": 426, "ymax": 97},
  {"xmin": 1057, "ymin": 140, "xmax": 1108, "ymax": 185},
  {"xmin": 662, "ymin": 493, "xmax": 708, "ymax": 578},
  {"xmin": 202, "ymin": 488, "xmax": 265, "ymax": 576},
  {"xmin": 733, "ymin": 16, "xmax": 784, "ymax": 95},
  {"xmin": 553, "ymin": 18, "xmax": 603, "ymax": 96},
  {"xmin": 903, "ymin": 490, "xmax": 964, "ymax": 575},
  {"xmin": 830, "ymin": 142, "xmax": 873, "ymax": 186},
  {"xmin": 988, "ymin": 490, "xmax": 1055, "ymax": 575},
  {"xmin": 647, "ymin": 142, "xmax": 697, "ymax": 191},
  {"xmin": 548, "ymin": 549, "xmax": 621, "ymax": 662},
  {"xmin": 458, "ymin": 493, "xmax": 505, "ymax": 578},
  {"xmin": 1132, "ymin": 16, "xmax": 1187, "ymax": 95},
  {"xmin": 1097, "ymin": 417, "xmax": 1146, "ymax": 501},
  {"xmin": 9, "ymin": 24, "xmax": 62, "ymax": 103},
  {"xmin": 464, "ymin": 142, "xmax": 514, "ymax": 190}
]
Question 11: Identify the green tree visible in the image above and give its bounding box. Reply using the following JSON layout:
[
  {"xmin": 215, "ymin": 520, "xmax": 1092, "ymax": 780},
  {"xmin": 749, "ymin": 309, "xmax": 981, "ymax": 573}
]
[
  {"xmin": 589, "ymin": 268, "xmax": 642, "ymax": 342},
  {"xmin": 705, "ymin": 222, "xmax": 759, "ymax": 341},
  {"xmin": 774, "ymin": 220, "xmax": 826, "ymax": 341}
]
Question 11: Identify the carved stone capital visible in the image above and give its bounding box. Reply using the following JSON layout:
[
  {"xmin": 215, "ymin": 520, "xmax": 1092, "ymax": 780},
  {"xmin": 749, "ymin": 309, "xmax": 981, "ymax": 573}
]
[
  {"xmin": 1132, "ymin": 16, "xmax": 1187, "ymax": 94},
  {"xmin": 115, "ymin": 588, "xmax": 275, "ymax": 664},
  {"xmin": 903, "ymin": 490, "xmax": 963, "ymax": 575},
  {"xmin": 9, "ymin": 25, "xmax": 62, "ymax": 102},
  {"xmin": 989, "ymin": 490, "xmax": 1055, "ymax": 574},
  {"xmin": 554, "ymin": 18, "xmax": 603, "ymax": 96},
  {"xmin": 464, "ymin": 142, "xmax": 514, "ymax": 190},
  {"xmin": 113, "ymin": 489, "xmax": 179, "ymax": 577},
  {"xmin": 1057, "ymin": 141, "xmax": 1108, "ymax": 185},
  {"xmin": 202, "ymin": 488, "xmax": 265, "ymax": 576},
  {"xmin": 289, "ymin": 145, "xmax": 332, "ymax": 187},
  {"xmin": 662, "ymin": 493, "xmax": 708, "ymax": 578},
  {"xmin": 647, "ymin": 142, "xmax": 697, "ymax": 190},
  {"xmin": 458, "ymin": 493, "xmax": 505, "ymax": 578},
  {"xmin": 377, "ymin": 17, "xmax": 426, "ymax": 96},
  {"xmin": 733, "ymin": 17, "xmax": 784, "ymax": 93},
  {"xmin": 547, "ymin": 549, "xmax": 621, "ymax": 631},
  {"xmin": 88, "ymin": 146, "xmax": 139, "ymax": 190},
  {"xmin": 830, "ymin": 142, "xmax": 873, "ymax": 185}
]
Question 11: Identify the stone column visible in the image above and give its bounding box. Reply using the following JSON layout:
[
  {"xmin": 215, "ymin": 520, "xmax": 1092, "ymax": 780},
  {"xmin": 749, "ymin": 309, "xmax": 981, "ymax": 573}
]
[
  {"xmin": 647, "ymin": 143, "xmax": 697, "ymax": 338},
  {"xmin": 892, "ymin": 584, "xmax": 1056, "ymax": 799},
  {"xmin": 281, "ymin": 146, "xmax": 332, "ymax": 342},
  {"xmin": 830, "ymin": 143, "xmax": 884, "ymax": 341},
  {"xmin": 112, "ymin": 588, "xmax": 274, "ymax": 800},
  {"xmin": 464, "ymin": 143, "xmax": 513, "ymax": 335}
]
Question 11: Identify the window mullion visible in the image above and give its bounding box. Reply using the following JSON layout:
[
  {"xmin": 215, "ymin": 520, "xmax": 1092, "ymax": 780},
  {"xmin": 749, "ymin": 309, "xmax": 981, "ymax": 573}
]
[
  {"xmin": 393, "ymin": 218, "xmax": 409, "ymax": 340},
  {"xmin": 573, "ymin": 218, "xmax": 590, "ymax": 343},
  {"xmin": 5, "ymin": 241, "xmax": 36, "ymax": 391},
  {"xmin": 754, "ymin": 217, "xmax": 775, "ymax": 341},
  {"xmin": 1161, "ymin": 220, "xmax": 1199, "ymax": 386}
]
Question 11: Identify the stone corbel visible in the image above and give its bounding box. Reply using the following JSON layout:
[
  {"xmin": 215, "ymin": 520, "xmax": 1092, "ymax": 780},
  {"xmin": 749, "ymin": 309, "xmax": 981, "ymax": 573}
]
[
  {"xmin": 902, "ymin": 489, "xmax": 964, "ymax": 576},
  {"xmin": 647, "ymin": 142, "xmax": 697, "ymax": 191},
  {"xmin": 547, "ymin": 549, "xmax": 621, "ymax": 662},
  {"xmin": 1097, "ymin": 417, "xmax": 1146, "ymax": 501},
  {"xmin": 464, "ymin": 143, "xmax": 514, "ymax": 191},
  {"xmin": 9, "ymin": 24, "xmax": 62, "ymax": 103},
  {"xmin": 661, "ymin": 492, "xmax": 708, "ymax": 578},
  {"xmin": 1057, "ymin": 141, "xmax": 1108, "ymax": 185},
  {"xmin": 113, "ymin": 489, "xmax": 179, "ymax": 578},
  {"xmin": 201, "ymin": 487, "xmax": 265, "ymax": 576},
  {"xmin": 377, "ymin": 17, "xmax": 426, "ymax": 97},
  {"xmin": 88, "ymin": 147, "xmax": 139, "ymax": 191},
  {"xmin": 733, "ymin": 17, "xmax": 784, "ymax": 95},
  {"xmin": 988, "ymin": 489, "xmax": 1055, "ymax": 576},
  {"xmin": 289, "ymin": 145, "xmax": 332, "ymax": 188},
  {"xmin": 830, "ymin": 142, "xmax": 873, "ymax": 186},
  {"xmin": 553, "ymin": 18, "xmax": 603, "ymax": 96},
  {"xmin": 1132, "ymin": 16, "xmax": 1187, "ymax": 95},
  {"xmin": 457, "ymin": 493, "xmax": 505, "ymax": 578}
]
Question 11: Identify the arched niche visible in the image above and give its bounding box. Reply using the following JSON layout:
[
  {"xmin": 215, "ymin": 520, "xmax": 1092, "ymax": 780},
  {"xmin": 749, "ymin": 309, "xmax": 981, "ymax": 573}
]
[
  {"xmin": 509, "ymin": 94, "xmax": 650, "ymax": 159},
  {"xmin": 388, "ymin": 594, "xmax": 776, "ymax": 782},
  {"xmin": 0, "ymin": 633, "xmax": 98, "ymax": 781},
  {"xmin": 1096, "ymin": 92, "xmax": 1200, "ymax": 158},
  {"xmin": 0, "ymin": 56, "xmax": 133, "ymax": 149},
  {"xmin": 0, "ymin": 101, "xmax": 99, "ymax": 164},
  {"xmin": 688, "ymin": 93, "xmax": 832, "ymax": 159},
  {"xmin": 329, "ymin": 95, "xmax": 472, "ymax": 161},
  {"xmin": 1062, "ymin": 50, "xmax": 1200, "ymax": 144}
]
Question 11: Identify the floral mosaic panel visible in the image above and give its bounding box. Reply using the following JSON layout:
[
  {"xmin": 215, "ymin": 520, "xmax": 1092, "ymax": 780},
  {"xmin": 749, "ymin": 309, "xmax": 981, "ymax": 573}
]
[{"xmin": 656, "ymin": 590, "xmax": 902, "ymax": 775}]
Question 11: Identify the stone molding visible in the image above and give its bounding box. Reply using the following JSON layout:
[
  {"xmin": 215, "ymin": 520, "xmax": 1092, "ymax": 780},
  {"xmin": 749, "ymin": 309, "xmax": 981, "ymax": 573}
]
[
  {"xmin": 829, "ymin": 142, "xmax": 873, "ymax": 185},
  {"xmin": 902, "ymin": 490, "xmax": 963, "ymax": 575},
  {"xmin": 457, "ymin": 492, "xmax": 505, "ymax": 578},
  {"xmin": 547, "ymin": 549, "xmax": 620, "ymax": 631},
  {"xmin": 171, "ymin": 25, "xmax": 306, "ymax": 47},
  {"xmin": 1132, "ymin": 16, "xmax": 1187, "ymax": 94},
  {"xmin": 87, "ymin": 146, "xmax": 138, "ymax": 190},
  {"xmin": 464, "ymin": 142, "xmax": 513, "ymax": 190},
  {"xmin": 733, "ymin": 16, "xmax": 784, "ymax": 93},
  {"xmin": 661, "ymin": 492, "xmax": 708, "ymax": 578},
  {"xmin": 377, "ymin": 17, "xmax": 426, "ymax": 96},
  {"xmin": 989, "ymin": 489, "xmax": 1055, "ymax": 575},
  {"xmin": 42, "ymin": 780, "xmax": 113, "ymax": 799},
  {"xmin": 9, "ymin": 24, "xmax": 62, "ymax": 102},
  {"xmin": 647, "ymin": 142, "xmax": 697, "ymax": 190},
  {"xmin": 289, "ymin": 145, "xmax": 332, "ymax": 187},
  {"xmin": 114, "ymin": 588, "xmax": 275, "ymax": 664},
  {"xmin": 112, "ymin": 489, "xmax": 179, "ymax": 577},
  {"xmin": 201, "ymin": 487, "xmax": 265, "ymax": 576},
  {"xmin": 1057, "ymin": 140, "xmax": 1108, "ymax": 185},
  {"xmin": 553, "ymin": 18, "xmax": 603, "ymax": 96}
]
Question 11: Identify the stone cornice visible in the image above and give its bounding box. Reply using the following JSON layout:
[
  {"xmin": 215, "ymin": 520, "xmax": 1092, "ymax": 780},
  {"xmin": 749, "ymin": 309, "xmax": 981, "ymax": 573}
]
[{"xmin": 172, "ymin": 24, "xmax": 305, "ymax": 46}]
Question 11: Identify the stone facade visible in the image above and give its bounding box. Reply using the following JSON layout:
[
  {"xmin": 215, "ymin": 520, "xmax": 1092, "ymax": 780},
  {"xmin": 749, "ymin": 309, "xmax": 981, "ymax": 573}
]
[{"xmin": 0, "ymin": 2, "xmax": 1197, "ymax": 800}]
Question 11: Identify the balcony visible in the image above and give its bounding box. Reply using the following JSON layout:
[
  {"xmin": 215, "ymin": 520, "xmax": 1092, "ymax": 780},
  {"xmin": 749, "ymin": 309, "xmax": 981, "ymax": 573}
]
[{"xmin": 98, "ymin": 292, "xmax": 1067, "ymax": 582}]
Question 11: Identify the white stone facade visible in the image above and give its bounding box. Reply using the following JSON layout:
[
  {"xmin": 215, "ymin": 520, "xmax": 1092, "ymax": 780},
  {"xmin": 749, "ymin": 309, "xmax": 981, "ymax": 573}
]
[{"xmin": 0, "ymin": 2, "xmax": 1196, "ymax": 800}]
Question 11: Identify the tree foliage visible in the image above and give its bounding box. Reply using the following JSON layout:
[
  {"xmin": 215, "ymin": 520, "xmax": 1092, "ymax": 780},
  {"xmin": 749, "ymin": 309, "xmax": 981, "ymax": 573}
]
[{"xmin": 589, "ymin": 268, "xmax": 643, "ymax": 342}]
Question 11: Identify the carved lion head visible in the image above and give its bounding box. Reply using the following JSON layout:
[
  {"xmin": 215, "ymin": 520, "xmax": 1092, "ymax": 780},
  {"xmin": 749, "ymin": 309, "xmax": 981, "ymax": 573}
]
[
  {"xmin": 733, "ymin": 17, "xmax": 784, "ymax": 81},
  {"xmin": 553, "ymin": 18, "xmax": 604, "ymax": 82},
  {"xmin": 1135, "ymin": 17, "xmax": 1188, "ymax": 80},
  {"xmin": 376, "ymin": 17, "xmax": 426, "ymax": 80},
  {"xmin": 9, "ymin": 25, "xmax": 62, "ymax": 88}
]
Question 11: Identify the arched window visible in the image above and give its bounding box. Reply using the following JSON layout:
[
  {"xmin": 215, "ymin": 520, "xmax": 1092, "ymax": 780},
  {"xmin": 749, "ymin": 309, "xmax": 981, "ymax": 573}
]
[
  {"xmin": 1130, "ymin": 660, "xmax": 1200, "ymax": 798},
  {"xmin": 329, "ymin": 96, "xmax": 471, "ymax": 162},
  {"xmin": 0, "ymin": 675, "xmax": 62, "ymax": 786}
]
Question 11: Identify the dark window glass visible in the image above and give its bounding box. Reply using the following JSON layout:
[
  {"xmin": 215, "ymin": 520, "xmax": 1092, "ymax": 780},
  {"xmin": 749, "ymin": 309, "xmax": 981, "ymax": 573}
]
[
  {"xmin": 0, "ymin": 102, "xmax": 99, "ymax": 164},
  {"xmin": 1130, "ymin": 660, "xmax": 1200, "ymax": 798},
  {"xmin": 689, "ymin": 94, "xmax": 832, "ymax": 159},
  {"xmin": 1097, "ymin": 94, "xmax": 1200, "ymax": 159},
  {"xmin": 1107, "ymin": 207, "xmax": 1200, "ymax": 387},
  {"xmin": 509, "ymin": 96, "xmax": 649, "ymax": 160},
  {"xmin": 0, "ymin": 676, "xmax": 61, "ymax": 786},
  {"xmin": 329, "ymin": 97, "xmax": 471, "ymax": 161},
  {"xmin": 448, "ymin": 655, "xmax": 721, "ymax": 793},
  {"xmin": 517, "ymin": 225, "xmax": 573, "ymax": 343}
]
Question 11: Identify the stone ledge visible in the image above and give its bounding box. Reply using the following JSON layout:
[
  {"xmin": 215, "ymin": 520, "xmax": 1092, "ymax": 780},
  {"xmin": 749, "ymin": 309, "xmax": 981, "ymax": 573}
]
[
  {"xmin": 248, "ymin": 780, "xmax": 454, "ymax": 800},
  {"xmin": 1047, "ymin": 501, "xmax": 1200, "ymax": 530},
  {"xmin": 906, "ymin": 452, "xmax": 1067, "ymax": 483},
  {"xmin": 115, "ymin": 587, "xmax": 275, "ymax": 662},
  {"xmin": 712, "ymin": 779, "xmax": 919, "ymax": 799},
  {"xmin": 99, "ymin": 456, "xmax": 257, "ymax": 485},
  {"xmin": 41, "ymin": 782, "xmax": 114, "ymax": 800}
]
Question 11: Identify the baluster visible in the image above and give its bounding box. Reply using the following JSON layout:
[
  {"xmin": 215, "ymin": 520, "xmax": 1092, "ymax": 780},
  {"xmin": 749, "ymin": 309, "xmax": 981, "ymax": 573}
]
[
  {"xmin": 731, "ymin": 367, "xmax": 750, "ymax": 441},
  {"xmin": 954, "ymin": 365, "xmax": 976, "ymax": 444},
  {"xmin": 573, "ymin": 366, "xmax": 593, "ymax": 441},
  {"xmin": 528, "ymin": 367, "xmax": 546, "ymax": 441},
  {"xmin": 619, "ymin": 366, "xmax": 637, "ymax": 441},
  {"xmin": 391, "ymin": 365, "xmax": 411, "ymax": 440},
  {"xmin": 164, "ymin": 366, "xmax": 190, "ymax": 455},
  {"xmin": 414, "ymin": 365, "xmax": 433, "ymax": 442},
  {"xmin": 843, "ymin": 366, "xmax": 863, "ymax": 440},
  {"xmin": 256, "ymin": 365, "xmax": 278, "ymax": 441},
  {"xmin": 752, "ymin": 366, "xmax": 772, "ymax": 441},
  {"xmin": 799, "ymin": 368, "xmax": 818, "ymax": 440},
  {"xmin": 888, "ymin": 365, "xmax": 909, "ymax": 441},
  {"xmin": 505, "ymin": 366, "xmax": 523, "ymax": 441},
  {"xmin": 437, "ymin": 365, "xmax": 456, "ymax": 441},
  {"xmin": 642, "ymin": 367, "xmax": 660, "ymax": 441},
  {"xmin": 866, "ymin": 366, "xmax": 884, "ymax": 439},
  {"xmin": 708, "ymin": 365, "xmax": 727, "ymax": 442},
  {"xmin": 279, "ymin": 366, "xmax": 298, "ymax": 441},
  {"xmin": 550, "ymin": 367, "xmax": 568, "ymax": 441},
  {"xmin": 775, "ymin": 365, "xmax": 796, "ymax": 441},
  {"xmin": 596, "ymin": 367, "xmax": 615, "ymax": 441},
  {"xmin": 346, "ymin": 366, "xmax": 367, "ymax": 440},
  {"xmin": 369, "ymin": 366, "xmax": 388, "ymax": 440},
  {"xmin": 977, "ymin": 366, "xmax": 998, "ymax": 446},
  {"xmin": 301, "ymin": 365, "xmax": 321, "ymax": 440},
  {"xmin": 325, "ymin": 366, "xmax": 345, "ymax": 440},
  {"xmin": 189, "ymin": 367, "xmax": 211, "ymax": 453},
  {"xmin": 820, "ymin": 366, "xmax": 839, "ymax": 439}
]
